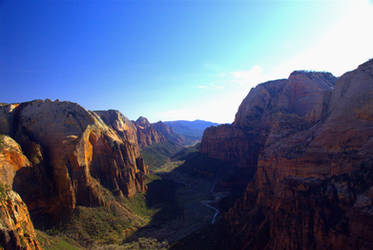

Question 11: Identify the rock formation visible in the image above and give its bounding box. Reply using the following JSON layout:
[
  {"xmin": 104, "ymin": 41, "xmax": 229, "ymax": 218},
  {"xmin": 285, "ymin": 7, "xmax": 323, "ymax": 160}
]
[
  {"xmin": 0, "ymin": 135, "xmax": 31, "ymax": 187},
  {"xmin": 0, "ymin": 135, "xmax": 41, "ymax": 249},
  {"xmin": 94, "ymin": 110, "xmax": 139, "ymax": 146},
  {"xmin": 134, "ymin": 116, "xmax": 183, "ymax": 148},
  {"xmin": 0, "ymin": 100, "xmax": 148, "ymax": 223},
  {"xmin": 200, "ymin": 71, "xmax": 336, "ymax": 170},
  {"xmin": 94, "ymin": 110, "xmax": 149, "ymax": 174},
  {"xmin": 152, "ymin": 121, "xmax": 184, "ymax": 145},
  {"xmin": 200, "ymin": 59, "xmax": 373, "ymax": 249},
  {"xmin": 0, "ymin": 187, "xmax": 41, "ymax": 250}
]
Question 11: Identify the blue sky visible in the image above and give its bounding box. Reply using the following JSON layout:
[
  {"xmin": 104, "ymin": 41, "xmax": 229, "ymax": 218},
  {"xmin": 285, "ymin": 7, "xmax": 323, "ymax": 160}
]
[{"xmin": 1, "ymin": 0, "xmax": 372, "ymax": 123}]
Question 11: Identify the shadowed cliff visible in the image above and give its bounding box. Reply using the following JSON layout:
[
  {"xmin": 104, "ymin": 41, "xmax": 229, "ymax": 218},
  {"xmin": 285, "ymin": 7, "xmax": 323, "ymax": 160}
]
[{"xmin": 198, "ymin": 59, "xmax": 373, "ymax": 249}]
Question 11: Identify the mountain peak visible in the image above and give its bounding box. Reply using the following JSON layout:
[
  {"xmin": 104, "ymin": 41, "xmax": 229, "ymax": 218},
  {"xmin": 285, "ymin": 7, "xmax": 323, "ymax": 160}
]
[
  {"xmin": 357, "ymin": 58, "xmax": 373, "ymax": 71},
  {"xmin": 289, "ymin": 70, "xmax": 336, "ymax": 83},
  {"xmin": 135, "ymin": 116, "xmax": 150, "ymax": 126}
]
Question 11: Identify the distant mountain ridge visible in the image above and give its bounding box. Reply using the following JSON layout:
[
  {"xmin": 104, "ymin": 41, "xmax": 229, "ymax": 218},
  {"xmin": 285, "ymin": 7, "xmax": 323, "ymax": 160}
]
[{"xmin": 164, "ymin": 120, "xmax": 219, "ymax": 145}]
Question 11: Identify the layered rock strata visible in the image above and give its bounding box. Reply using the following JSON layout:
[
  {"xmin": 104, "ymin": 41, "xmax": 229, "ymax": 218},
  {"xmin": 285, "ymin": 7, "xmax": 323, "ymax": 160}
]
[
  {"xmin": 200, "ymin": 71, "xmax": 336, "ymax": 170},
  {"xmin": 201, "ymin": 60, "xmax": 373, "ymax": 249},
  {"xmin": 0, "ymin": 188, "xmax": 41, "ymax": 250},
  {"xmin": 0, "ymin": 100, "xmax": 148, "ymax": 223},
  {"xmin": 0, "ymin": 135, "xmax": 41, "ymax": 249},
  {"xmin": 134, "ymin": 116, "xmax": 182, "ymax": 148}
]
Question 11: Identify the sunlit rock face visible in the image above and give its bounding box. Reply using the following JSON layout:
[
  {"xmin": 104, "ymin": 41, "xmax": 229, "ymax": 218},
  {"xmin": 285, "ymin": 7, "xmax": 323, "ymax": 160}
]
[
  {"xmin": 134, "ymin": 116, "xmax": 163, "ymax": 148},
  {"xmin": 94, "ymin": 109, "xmax": 139, "ymax": 146},
  {"xmin": 200, "ymin": 70, "xmax": 336, "ymax": 170},
  {"xmin": 0, "ymin": 100, "xmax": 148, "ymax": 223},
  {"xmin": 134, "ymin": 116, "xmax": 183, "ymax": 148},
  {"xmin": 201, "ymin": 59, "xmax": 373, "ymax": 249},
  {"xmin": 0, "ymin": 135, "xmax": 41, "ymax": 249},
  {"xmin": 0, "ymin": 189, "xmax": 41, "ymax": 250},
  {"xmin": 0, "ymin": 135, "xmax": 31, "ymax": 187}
]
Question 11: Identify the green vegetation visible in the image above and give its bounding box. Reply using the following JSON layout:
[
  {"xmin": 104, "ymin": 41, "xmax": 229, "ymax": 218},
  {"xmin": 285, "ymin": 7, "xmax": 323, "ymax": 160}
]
[
  {"xmin": 36, "ymin": 230, "xmax": 81, "ymax": 250},
  {"xmin": 30, "ymin": 141, "xmax": 221, "ymax": 249},
  {"xmin": 124, "ymin": 175, "xmax": 181, "ymax": 225},
  {"xmin": 121, "ymin": 193, "xmax": 160, "ymax": 222},
  {"xmin": 171, "ymin": 143, "xmax": 199, "ymax": 161},
  {"xmin": 36, "ymin": 173, "xmax": 180, "ymax": 248},
  {"xmin": 61, "ymin": 206, "xmax": 133, "ymax": 245},
  {"xmin": 92, "ymin": 238, "xmax": 169, "ymax": 250},
  {"xmin": 176, "ymin": 153, "xmax": 225, "ymax": 179},
  {"xmin": 36, "ymin": 182, "xmax": 157, "ymax": 247},
  {"xmin": 122, "ymin": 237, "xmax": 169, "ymax": 249},
  {"xmin": 141, "ymin": 141, "xmax": 200, "ymax": 170},
  {"xmin": 143, "ymin": 178, "xmax": 181, "ymax": 223},
  {"xmin": 144, "ymin": 173, "xmax": 162, "ymax": 184},
  {"xmin": 141, "ymin": 142, "xmax": 183, "ymax": 169},
  {"xmin": 153, "ymin": 161, "xmax": 185, "ymax": 174}
]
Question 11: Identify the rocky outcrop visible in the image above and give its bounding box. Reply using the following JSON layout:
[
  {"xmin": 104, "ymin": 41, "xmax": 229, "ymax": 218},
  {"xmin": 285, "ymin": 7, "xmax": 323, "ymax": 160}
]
[
  {"xmin": 0, "ymin": 187, "xmax": 41, "ymax": 250},
  {"xmin": 0, "ymin": 136, "xmax": 40, "ymax": 249},
  {"xmin": 200, "ymin": 71, "xmax": 336, "ymax": 170},
  {"xmin": 94, "ymin": 110, "xmax": 139, "ymax": 146},
  {"xmin": 0, "ymin": 135, "xmax": 31, "ymax": 187},
  {"xmin": 0, "ymin": 100, "xmax": 148, "ymax": 223},
  {"xmin": 201, "ymin": 59, "xmax": 373, "ymax": 249},
  {"xmin": 135, "ymin": 116, "xmax": 165, "ymax": 147},
  {"xmin": 94, "ymin": 110, "xmax": 149, "ymax": 175},
  {"xmin": 152, "ymin": 121, "xmax": 183, "ymax": 145},
  {"xmin": 134, "ymin": 116, "xmax": 182, "ymax": 148}
]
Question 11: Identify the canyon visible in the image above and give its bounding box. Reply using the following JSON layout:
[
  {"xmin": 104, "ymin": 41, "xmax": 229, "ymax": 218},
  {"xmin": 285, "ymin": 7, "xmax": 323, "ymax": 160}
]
[
  {"xmin": 0, "ymin": 101, "xmax": 152, "ymax": 248},
  {"xmin": 199, "ymin": 59, "xmax": 373, "ymax": 249},
  {"xmin": 1, "ymin": 59, "xmax": 372, "ymax": 249},
  {"xmin": 0, "ymin": 99, "xmax": 216, "ymax": 249}
]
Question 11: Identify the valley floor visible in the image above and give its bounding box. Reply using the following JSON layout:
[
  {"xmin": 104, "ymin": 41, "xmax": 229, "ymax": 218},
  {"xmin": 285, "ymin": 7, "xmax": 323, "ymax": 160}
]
[
  {"xmin": 35, "ymin": 159, "xmax": 224, "ymax": 250},
  {"xmin": 124, "ymin": 160, "xmax": 218, "ymax": 246}
]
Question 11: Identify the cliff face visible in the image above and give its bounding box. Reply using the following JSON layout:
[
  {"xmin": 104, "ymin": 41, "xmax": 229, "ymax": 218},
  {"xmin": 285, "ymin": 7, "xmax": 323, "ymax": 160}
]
[
  {"xmin": 0, "ymin": 135, "xmax": 31, "ymax": 187},
  {"xmin": 0, "ymin": 135, "xmax": 41, "ymax": 249},
  {"xmin": 201, "ymin": 60, "xmax": 373, "ymax": 249},
  {"xmin": 152, "ymin": 121, "xmax": 184, "ymax": 145},
  {"xmin": 94, "ymin": 110, "xmax": 139, "ymax": 146},
  {"xmin": 200, "ymin": 71, "xmax": 336, "ymax": 170},
  {"xmin": 94, "ymin": 110, "xmax": 149, "ymax": 175},
  {"xmin": 134, "ymin": 116, "xmax": 182, "ymax": 148},
  {"xmin": 0, "ymin": 100, "xmax": 148, "ymax": 223},
  {"xmin": 0, "ymin": 188, "xmax": 41, "ymax": 250}
]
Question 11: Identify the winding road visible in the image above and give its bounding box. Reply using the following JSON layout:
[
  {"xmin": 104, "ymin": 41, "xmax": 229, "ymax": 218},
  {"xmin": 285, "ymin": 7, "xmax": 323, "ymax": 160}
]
[
  {"xmin": 201, "ymin": 180, "xmax": 226, "ymax": 224},
  {"xmin": 201, "ymin": 200, "xmax": 220, "ymax": 224}
]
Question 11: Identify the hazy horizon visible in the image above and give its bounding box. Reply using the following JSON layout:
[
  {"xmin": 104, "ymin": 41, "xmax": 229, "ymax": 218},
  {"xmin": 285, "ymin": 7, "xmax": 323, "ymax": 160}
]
[{"xmin": 1, "ymin": 0, "xmax": 372, "ymax": 123}]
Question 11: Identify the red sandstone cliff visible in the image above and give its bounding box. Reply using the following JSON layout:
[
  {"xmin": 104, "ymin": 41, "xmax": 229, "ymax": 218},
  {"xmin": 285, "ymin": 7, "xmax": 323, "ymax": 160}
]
[
  {"xmin": 201, "ymin": 60, "xmax": 373, "ymax": 249},
  {"xmin": 200, "ymin": 71, "xmax": 336, "ymax": 170},
  {"xmin": 134, "ymin": 116, "xmax": 183, "ymax": 148},
  {"xmin": 0, "ymin": 135, "xmax": 41, "ymax": 249},
  {"xmin": 94, "ymin": 110, "xmax": 139, "ymax": 147},
  {"xmin": 0, "ymin": 188, "xmax": 41, "ymax": 250},
  {"xmin": 0, "ymin": 100, "xmax": 148, "ymax": 223}
]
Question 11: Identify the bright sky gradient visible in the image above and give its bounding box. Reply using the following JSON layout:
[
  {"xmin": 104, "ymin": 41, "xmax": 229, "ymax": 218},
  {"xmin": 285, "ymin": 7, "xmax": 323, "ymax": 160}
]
[{"xmin": 1, "ymin": 0, "xmax": 372, "ymax": 123}]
